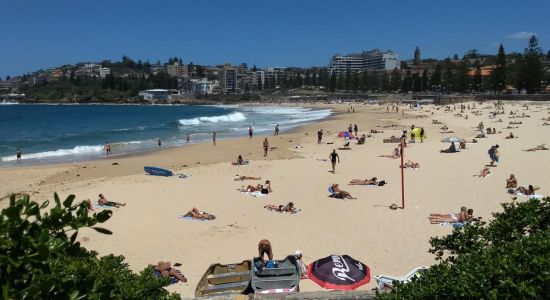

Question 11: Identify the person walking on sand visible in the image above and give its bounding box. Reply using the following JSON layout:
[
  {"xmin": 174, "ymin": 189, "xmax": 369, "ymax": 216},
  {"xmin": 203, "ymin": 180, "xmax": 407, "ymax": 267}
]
[
  {"xmin": 263, "ymin": 138, "xmax": 269, "ymax": 157},
  {"xmin": 274, "ymin": 124, "xmax": 279, "ymax": 136},
  {"xmin": 354, "ymin": 124, "xmax": 358, "ymax": 137},
  {"xmin": 212, "ymin": 131, "xmax": 216, "ymax": 145},
  {"xmin": 329, "ymin": 149, "xmax": 340, "ymax": 174},
  {"xmin": 248, "ymin": 126, "xmax": 253, "ymax": 139},
  {"xmin": 103, "ymin": 142, "xmax": 111, "ymax": 155},
  {"xmin": 317, "ymin": 129, "xmax": 323, "ymax": 144},
  {"xmin": 16, "ymin": 148, "xmax": 22, "ymax": 163},
  {"xmin": 186, "ymin": 133, "xmax": 190, "ymax": 143}
]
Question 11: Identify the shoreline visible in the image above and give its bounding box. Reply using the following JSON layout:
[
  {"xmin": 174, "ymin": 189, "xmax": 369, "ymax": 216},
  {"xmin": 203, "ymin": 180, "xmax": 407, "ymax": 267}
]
[{"xmin": 0, "ymin": 102, "xmax": 334, "ymax": 168}]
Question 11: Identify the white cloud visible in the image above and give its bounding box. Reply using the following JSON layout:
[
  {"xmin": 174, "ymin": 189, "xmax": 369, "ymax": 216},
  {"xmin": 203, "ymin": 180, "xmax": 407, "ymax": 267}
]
[{"xmin": 506, "ymin": 32, "xmax": 537, "ymax": 39}]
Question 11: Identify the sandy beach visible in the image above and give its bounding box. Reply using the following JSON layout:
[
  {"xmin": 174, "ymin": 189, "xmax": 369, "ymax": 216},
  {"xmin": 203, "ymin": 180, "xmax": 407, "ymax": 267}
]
[{"xmin": 1, "ymin": 101, "xmax": 549, "ymax": 297}]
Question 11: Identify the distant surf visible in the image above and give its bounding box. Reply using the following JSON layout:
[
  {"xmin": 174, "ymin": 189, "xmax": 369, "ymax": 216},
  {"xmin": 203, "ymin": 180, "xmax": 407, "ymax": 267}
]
[
  {"xmin": 0, "ymin": 104, "xmax": 332, "ymax": 166},
  {"xmin": 178, "ymin": 112, "xmax": 246, "ymax": 125}
]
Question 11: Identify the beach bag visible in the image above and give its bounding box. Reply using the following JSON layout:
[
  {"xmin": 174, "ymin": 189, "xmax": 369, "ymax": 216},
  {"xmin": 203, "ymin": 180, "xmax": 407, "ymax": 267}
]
[{"xmin": 378, "ymin": 180, "xmax": 387, "ymax": 186}]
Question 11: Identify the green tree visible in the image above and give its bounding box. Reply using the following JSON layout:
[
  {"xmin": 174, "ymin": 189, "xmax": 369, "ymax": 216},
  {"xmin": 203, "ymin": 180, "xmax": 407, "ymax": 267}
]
[
  {"xmin": 442, "ymin": 60, "xmax": 454, "ymax": 93},
  {"xmin": 491, "ymin": 44, "xmax": 507, "ymax": 93},
  {"xmin": 517, "ymin": 35, "xmax": 545, "ymax": 93},
  {"xmin": 0, "ymin": 193, "xmax": 177, "ymax": 299},
  {"xmin": 380, "ymin": 197, "xmax": 550, "ymax": 299},
  {"xmin": 360, "ymin": 71, "xmax": 369, "ymax": 91},
  {"xmin": 390, "ymin": 68, "xmax": 401, "ymax": 92},
  {"xmin": 455, "ymin": 62, "xmax": 470, "ymax": 92},
  {"xmin": 329, "ymin": 74, "xmax": 336, "ymax": 92},
  {"xmin": 345, "ymin": 69, "xmax": 351, "ymax": 90},
  {"xmin": 351, "ymin": 72, "xmax": 359, "ymax": 91},
  {"xmin": 421, "ymin": 68, "xmax": 429, "ymax": 91},
  {"xmin": 304, "ymin": 70, "xmax": 311, "ymax": 86},
  {"xmin": 429, "ymin": 64, "xmax": 442, "ymax": 91}
]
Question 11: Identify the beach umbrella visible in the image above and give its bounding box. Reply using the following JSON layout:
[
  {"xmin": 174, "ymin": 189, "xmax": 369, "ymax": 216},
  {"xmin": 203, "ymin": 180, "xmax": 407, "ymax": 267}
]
[
  {"xmin": 307, "ymin": 255, "xmax": 370, "ymax": 290},
  {"xmin": 441, "ymin": 136, "xmax": 462, "ymax": 143},
  {"xmin": 337, "ymin": 131, "xmax": 352, "ymax": 138}
]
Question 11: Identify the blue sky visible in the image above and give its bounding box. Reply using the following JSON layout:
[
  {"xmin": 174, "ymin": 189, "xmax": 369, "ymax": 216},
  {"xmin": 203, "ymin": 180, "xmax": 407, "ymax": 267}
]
[{"xmin": 0, "ymin": 0, "xmax": 548, "ymax": 78}]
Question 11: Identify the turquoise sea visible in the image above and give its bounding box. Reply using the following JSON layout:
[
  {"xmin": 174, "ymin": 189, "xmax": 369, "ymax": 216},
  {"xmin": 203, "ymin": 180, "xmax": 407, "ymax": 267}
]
[{"xmin": 0, "ymin": 104, "xmax": 331, "ymax": 166}]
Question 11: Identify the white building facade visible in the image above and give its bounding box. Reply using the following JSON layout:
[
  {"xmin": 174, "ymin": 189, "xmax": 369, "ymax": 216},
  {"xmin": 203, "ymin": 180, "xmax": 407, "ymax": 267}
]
[{"xmin": 329, "ymin": 49, "xmax": 399, "ymax": 76}]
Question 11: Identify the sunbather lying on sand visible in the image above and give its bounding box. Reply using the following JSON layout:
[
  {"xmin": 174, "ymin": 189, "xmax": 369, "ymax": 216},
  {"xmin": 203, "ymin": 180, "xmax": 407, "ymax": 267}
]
[
  {"xmin": 330, "ymin": 184, "xmax": 356, "ymax": 199},
  {"xmin": 97, "ymin": 194, "xmax": 126, "ymax": 207},
  {"xmin": 234, "ymin": 175, "xmax": 262, "ymax": 181},
  {"xmin": 184, "ymin": 207, "xmax": 215, "ymax": 220},
  {"xmin": 379, "ymin": 147, "xmax": 400, "ymax": 159},
  {"xmin": 506, "ymin": 174, "xmax": 518, "ymax": 188},
  {"xmin": 241, "ymin": 180, "xmax": 272, "ymax": 194},
  {"xmin": 429, "ymin": 207, "xmax": 473, "ymax": 224},
  {"xmin": 401, "ymin": 160, "xmax": 420, "ymax": 168},
  {"xmin": 154, "ymin": 261, "xmax": 187, "ymax": 282},
  {"xmin": 370, "ymin": 129, "xmax": 384, "ymax": 133},
  {"xmin": 440, "ymin": 125, "xmax": 448, "ymax": 130},
  {"xmin": 523, "ymin": 144, "xmax": 549, "ymax": 152},
  {"xmin": 474, "ymin": 167, "xmax": 491, "ymax": 178},
  {"xmin": 349, "ymin": 177, "xmax": 378, "ymax": 185},
  {"xmin": 514, "ymin": 185, "xmax": 539, "ymax": 195},
  {"xmin": 264, "ymin": 202, "xmax": 297, "ymax": 213}
]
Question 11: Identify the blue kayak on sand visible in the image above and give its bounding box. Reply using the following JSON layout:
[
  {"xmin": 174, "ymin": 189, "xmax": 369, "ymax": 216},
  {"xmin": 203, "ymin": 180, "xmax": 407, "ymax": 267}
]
[{"xmin": 144, "ymin": 166, "xmax": 173, "ymax": 177}]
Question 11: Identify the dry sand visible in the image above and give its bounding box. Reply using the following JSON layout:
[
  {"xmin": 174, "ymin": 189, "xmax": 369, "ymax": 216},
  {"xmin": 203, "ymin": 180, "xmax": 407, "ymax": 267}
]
[{"xmin": 1, "ymin": 101, "xmax": 549, "ymax": 297}]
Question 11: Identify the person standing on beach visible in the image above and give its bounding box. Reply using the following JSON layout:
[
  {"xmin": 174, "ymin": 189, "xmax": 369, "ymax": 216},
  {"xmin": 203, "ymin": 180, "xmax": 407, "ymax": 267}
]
[
  {"xmin": 16, "ymin": 148, "xmax": 22, "ymax": 163},
  {"xmin": 348, "ymin": 124, "xmax": 353, "ymax": 135},
  {"xmin": 249, "ymin": 126, "xmax": 253, "ymax": 139},
  {"xmin": 212, "ymin": 131, "xmax": 216, "ymax": 145},
  {"xmin": 258, "ymin": 239, "xmax": 273, "ymax": 263},
  {"xmin": 420, "ymin": 128, "xmax": 425, "ymax": 143},
  {"xmin": 263, "ymin": 138, "xmax": 269, "ymax": 157},
  {"xmin": 103, "ymin": 142, "xmax": 111, "ymax": 155},
  {"xmin": 317, "ymin": 129, "xmax": 323, "ymax": 144},
  {"xmin": 274, "ymin": 124, "xmax": 279, "ymax": 136},
  {"xmin": 329, "ymin": 149, "xmax": 340, "ymax": 174},
  {"xmin": 186, "ymin": 133, "xmax": 190, "ymax": 143},
  {"xmin": 157, "ymin": 138, "xmax": 162, "ymax": 147},
  {"xmin": 354, "ymin": 124, "xmax": 358, "ymax": 137}
]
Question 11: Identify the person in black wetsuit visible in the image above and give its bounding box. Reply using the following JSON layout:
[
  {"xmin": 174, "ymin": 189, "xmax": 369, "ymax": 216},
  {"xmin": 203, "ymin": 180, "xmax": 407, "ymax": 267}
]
[{"xmin": 329, "ymin": 149, "xmax": 340, "ymax": 174}]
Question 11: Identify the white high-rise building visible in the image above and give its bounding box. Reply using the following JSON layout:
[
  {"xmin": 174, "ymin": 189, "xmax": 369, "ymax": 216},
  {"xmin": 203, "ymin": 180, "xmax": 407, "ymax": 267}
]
[{"xmin": 329, "ymin": 49, "xmax": 399, "ymax": 76}]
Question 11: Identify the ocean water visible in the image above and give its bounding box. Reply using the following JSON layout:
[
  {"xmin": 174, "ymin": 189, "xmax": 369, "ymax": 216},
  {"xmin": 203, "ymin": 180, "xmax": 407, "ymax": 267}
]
[{"xmin": 0, "ymin": 104, "xmax": 331, "ymax": 166}]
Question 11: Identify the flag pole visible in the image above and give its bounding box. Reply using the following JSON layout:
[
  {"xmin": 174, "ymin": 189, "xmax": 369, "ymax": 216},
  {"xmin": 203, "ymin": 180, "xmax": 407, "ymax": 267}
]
[{"xmin": 400, "ymin": 139, "xmax": 405, "ymax": 209}]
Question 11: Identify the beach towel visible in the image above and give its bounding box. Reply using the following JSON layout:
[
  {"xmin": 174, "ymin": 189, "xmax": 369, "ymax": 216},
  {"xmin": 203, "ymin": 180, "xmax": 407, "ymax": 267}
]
[
  {"xmin": 179, "ymin": 215, "xmax": 212, "ymax": 222},
  {"xmin": 241, "ymin": 191, "xmax": 267, "ymax": 197},
  {"xmin": 265, "ymin": 207, "xmax": 302, "ymax": 214},
  {"xmin": 514, "ymin": 192, "xmax": 544, "ymax": 199},
  {"xmin": 154, "ymin": 269, "xmax": 185, "ymax": 284},
  {"xmin": 93, "ymin": 204, "xmax": 116, "ymax": 210}
]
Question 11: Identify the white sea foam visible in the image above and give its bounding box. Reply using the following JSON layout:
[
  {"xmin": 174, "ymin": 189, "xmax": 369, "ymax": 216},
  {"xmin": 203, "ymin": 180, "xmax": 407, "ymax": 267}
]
[
  {"xmin": 178, "ymin": 112, "xmax": 246, "ymax": 125},
  {"xmin": 1, "ymin": 145, "xmax": 103, "ymax": 162}
]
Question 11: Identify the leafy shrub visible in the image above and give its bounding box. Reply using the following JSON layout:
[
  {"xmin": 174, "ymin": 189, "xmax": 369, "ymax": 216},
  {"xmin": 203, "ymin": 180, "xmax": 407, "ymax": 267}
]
[
  {"xmin": 379, "ymin": 197, "xmax": 550, "ymax": 299},
  {"xmin": 0, "ymin": 193, "xmax": 178, "ymax": 299}
]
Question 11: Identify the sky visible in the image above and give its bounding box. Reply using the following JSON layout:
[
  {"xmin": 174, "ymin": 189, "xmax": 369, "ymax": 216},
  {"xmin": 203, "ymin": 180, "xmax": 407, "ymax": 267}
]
[{"xmin": 0, "ymin": 0, "xmax": 549, "ymax": 78}]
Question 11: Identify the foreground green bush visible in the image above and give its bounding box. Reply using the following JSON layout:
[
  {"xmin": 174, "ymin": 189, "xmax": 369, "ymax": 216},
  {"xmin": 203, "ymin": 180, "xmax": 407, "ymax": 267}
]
[
  {"xmin": 379, "ymin": 197, "xmax": 550, "ymax": 299},
  {"xmin": 0, "ymin": 193, "xmax": 178, "ymax": 299}
]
